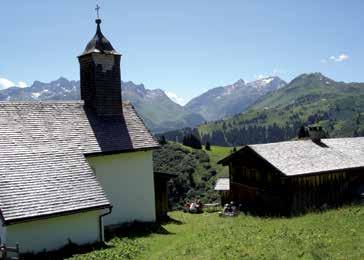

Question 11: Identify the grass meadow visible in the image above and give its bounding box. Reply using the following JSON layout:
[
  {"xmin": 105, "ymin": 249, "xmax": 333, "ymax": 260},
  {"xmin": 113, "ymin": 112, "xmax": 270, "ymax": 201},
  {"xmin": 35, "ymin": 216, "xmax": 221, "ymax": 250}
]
[{"xmin": 66, "ymin": 205, "xmax": 363, "ymax": 260}]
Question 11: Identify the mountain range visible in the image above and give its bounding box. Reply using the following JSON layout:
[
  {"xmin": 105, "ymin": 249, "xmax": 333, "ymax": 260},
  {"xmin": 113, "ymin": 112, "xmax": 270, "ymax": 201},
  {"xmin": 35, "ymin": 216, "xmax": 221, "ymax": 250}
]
[
  {"xmin": 0, "ymin": 76, "xmax": 285, "ymax": 133},
  {"xmin": 184, "ymin": 77, "xmax": 286, "ymax": 121},
  {"xmin": 163, "ymin": 73, "xmax": 364, "ymax": 145}
]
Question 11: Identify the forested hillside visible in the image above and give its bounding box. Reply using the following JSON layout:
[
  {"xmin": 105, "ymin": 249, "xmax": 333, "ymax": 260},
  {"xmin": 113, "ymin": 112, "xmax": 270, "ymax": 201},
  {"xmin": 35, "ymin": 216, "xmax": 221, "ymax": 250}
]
[
  {"xmin": 153, "ymin": 142, "xmax": 231, "ymax": 208},
  {"xmin": 162, "ymin": 73, "xmax": 364, "ymax": 146}
]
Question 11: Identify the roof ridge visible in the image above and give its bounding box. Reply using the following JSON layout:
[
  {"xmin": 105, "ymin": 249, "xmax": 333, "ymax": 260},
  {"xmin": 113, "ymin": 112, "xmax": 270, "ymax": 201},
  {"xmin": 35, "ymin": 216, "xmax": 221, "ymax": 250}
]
[
  {"xmin": 0, "ymin": 100, "xmax": 84, "ymax": 105},
  {"xmin": 248, "ymin": 137, "xmax": 364, "ymax": 148}
]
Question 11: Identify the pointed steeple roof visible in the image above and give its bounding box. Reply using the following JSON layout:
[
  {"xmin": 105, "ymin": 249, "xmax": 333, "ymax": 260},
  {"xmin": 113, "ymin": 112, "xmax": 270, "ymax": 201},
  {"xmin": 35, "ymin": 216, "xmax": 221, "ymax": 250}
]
[{"xmin": 82, "ymin": 19, "xmax": 120, "ymax": 55}]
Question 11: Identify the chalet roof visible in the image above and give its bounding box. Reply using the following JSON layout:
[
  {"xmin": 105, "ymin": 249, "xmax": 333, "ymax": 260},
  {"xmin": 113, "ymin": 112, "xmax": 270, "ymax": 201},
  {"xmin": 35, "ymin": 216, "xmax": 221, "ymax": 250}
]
[
  {"xmin": 218, "ymin": 137, "xmax": 364, "ymax": 176},
  {"xmin": 0, "ymin": 101, "xmax": 159, "ymax": 223},
  {"xmin": 214, "ymin": 177, "xmax": 230, "ymax": 191}
]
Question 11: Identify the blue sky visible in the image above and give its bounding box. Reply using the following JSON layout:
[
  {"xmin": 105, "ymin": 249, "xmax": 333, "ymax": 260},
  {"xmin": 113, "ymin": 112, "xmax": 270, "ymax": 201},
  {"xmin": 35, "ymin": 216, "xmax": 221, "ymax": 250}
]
[{"xmin": 1, "ymin": 1, "xmax": 363, "ymax": 104}]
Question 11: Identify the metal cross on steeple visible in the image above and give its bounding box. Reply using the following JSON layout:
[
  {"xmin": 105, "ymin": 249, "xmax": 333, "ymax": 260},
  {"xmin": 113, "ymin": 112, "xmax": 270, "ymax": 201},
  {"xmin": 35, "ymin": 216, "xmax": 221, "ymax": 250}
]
[{"xmin": 95, "ymin": 4, "xmax": 101, "ymax": 19}]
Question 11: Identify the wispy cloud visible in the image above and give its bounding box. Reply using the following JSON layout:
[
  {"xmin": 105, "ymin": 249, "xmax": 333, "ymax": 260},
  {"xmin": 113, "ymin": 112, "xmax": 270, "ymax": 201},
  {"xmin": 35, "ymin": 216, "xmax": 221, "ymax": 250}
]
[
  {"xmin": 321, "ymin": 53, "xmax": 349, "ymax": 64},
  {"xmin": 330, "ymin": 54, "xmax": 349, "ymax": 62},
  {"xmin": 0, "ymin": 77, "xmax": 27, "ymax": 90},
  {"xmin": 165, "ymin": 91, "xmax": 187, "ymax": 105}
]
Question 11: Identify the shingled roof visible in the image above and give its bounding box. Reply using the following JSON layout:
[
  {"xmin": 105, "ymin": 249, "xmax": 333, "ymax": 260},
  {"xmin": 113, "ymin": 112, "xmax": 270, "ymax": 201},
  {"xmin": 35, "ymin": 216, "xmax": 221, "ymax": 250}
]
[
  {"xmin": 0, "ymin": 101, "xmax": 159, "ymax": 223},
  {"xmin": 219, "ymin": 137, "xmax": 364, "ymax": 176},
  {"xmin": 214, "ymin": 177, "xmax": 230, "ymax": 191}
]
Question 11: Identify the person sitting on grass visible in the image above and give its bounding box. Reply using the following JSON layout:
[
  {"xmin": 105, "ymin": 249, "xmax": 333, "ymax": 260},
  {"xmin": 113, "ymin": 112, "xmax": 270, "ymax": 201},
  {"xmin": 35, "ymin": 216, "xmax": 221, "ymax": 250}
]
[
  {"xmin": 189, "ymin": 201, "xmax": 197, "ymax": 213},
  {"xmin": 196, "ymin": 199, "xmax": 203, "ymax": 213}
]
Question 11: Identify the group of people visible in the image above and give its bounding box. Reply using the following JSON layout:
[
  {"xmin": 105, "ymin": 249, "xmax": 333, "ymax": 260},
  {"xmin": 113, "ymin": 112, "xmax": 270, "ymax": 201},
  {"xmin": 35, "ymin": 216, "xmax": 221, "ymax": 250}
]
[
  {"xmin": 184, "ymin": 200, "xmax": 241, "ymax": 216},
  {"xmin": 220, "ymin": 201, "xmax": 239, "ymax": 217}
]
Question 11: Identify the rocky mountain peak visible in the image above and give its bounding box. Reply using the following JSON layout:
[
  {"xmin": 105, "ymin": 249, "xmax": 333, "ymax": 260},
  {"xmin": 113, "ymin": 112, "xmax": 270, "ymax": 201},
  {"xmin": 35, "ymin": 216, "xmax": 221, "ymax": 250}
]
[
  {"xmin": 247, "ymin": 76, "xmax": 286, "ymax": 90},
  {"xmin": 290, "ymin": 73, "xmax": 336, "ymax": 87}
]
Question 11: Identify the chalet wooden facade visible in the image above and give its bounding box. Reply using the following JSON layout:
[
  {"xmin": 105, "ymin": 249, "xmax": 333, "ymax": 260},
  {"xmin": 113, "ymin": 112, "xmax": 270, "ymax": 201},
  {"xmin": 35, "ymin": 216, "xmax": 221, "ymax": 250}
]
[{"xmin": 218, "ymin": 137, "xmax": 364, "ymax": 215}]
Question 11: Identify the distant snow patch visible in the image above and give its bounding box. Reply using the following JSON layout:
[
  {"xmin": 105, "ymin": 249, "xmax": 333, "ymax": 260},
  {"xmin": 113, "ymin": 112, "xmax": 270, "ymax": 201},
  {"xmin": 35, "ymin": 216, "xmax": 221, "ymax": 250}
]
[
  {"xmin": 31, "ymin": 89, "xmax": 49, "ymax": 99},
  {"xmin": 261, "ymin": 77, "xmax": 274, "ymax": 84},
  {"xmin": 165, "ymin": 91, "xmax": 187, "ymax": 105},
  {"xmin": 32, "ymin": 92, "xmax": 42, "ymax": 99}
]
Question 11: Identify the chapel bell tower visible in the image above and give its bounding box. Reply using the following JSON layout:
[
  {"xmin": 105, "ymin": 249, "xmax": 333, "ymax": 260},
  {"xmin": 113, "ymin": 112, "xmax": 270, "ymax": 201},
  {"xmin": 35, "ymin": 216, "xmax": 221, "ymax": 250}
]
[{"xmin": 78, "ymin": 7, "xmax": 122, "ymax": 116}]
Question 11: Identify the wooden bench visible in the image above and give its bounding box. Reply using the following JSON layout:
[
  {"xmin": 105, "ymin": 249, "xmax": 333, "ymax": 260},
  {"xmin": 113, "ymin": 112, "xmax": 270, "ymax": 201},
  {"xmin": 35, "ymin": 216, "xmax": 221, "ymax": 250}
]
[{"xmin": 0, "ymin": 243, "xmax": 20, "ymax": 260}]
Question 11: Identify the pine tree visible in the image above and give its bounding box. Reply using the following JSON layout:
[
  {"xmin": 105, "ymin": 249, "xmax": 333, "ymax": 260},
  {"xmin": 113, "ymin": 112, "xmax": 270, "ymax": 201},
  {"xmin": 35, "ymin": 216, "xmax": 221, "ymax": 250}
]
[
  {"xmin": 159, "ymin": 135, "xmax": 167, "ymax": 145},
  {"xmin": 298, "ymin": 126, "xmax": 309, "ymax": 138},
  {"xmin": 183, "ymin": 134, "xmax": 202, "ymax": 149}
]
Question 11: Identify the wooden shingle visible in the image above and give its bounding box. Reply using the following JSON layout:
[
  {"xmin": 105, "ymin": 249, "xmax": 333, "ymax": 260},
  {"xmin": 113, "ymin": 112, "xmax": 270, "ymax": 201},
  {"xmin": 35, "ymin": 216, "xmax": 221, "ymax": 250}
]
[{"xmin": 0, "ymin": 101, "xmax": 159, "ymax": 223}]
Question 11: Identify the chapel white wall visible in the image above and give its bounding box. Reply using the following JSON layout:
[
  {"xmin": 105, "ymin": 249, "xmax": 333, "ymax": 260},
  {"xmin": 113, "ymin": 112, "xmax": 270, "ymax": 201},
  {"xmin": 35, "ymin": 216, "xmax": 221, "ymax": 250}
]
[
  {"xmin": 87, "ymin": 150, "xmax": 156, "ymax": 226},
  {"xmin": 5, "ymin": 210, "xmax": 101, "ymax": 254}
]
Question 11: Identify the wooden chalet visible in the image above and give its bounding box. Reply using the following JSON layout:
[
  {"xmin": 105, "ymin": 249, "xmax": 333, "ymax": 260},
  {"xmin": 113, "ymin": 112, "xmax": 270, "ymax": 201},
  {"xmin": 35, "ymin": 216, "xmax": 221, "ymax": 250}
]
[{"xmin": 217, "ymin": 137, "xmax": 364, "ymax": 215}]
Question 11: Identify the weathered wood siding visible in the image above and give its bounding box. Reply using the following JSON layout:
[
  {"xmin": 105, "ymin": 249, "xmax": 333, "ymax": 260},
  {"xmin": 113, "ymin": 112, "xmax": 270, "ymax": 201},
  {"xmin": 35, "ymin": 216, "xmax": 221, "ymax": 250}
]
[
  {"xmin": 228, "ymin": 152, "xmax": 288, "ymax": 214},
  {"xmin": 289, "ymin": 170, "xmax": 361, "ymax": 214},
  {"xmin": 227, "ymin": 150, "xmax": 363, "ymax": 215}
]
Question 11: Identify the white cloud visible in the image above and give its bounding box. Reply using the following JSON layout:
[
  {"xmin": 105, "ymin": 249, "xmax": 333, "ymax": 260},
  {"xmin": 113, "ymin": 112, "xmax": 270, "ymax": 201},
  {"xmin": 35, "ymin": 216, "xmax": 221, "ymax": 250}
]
[
  {"xmin": 336, "ymin": 54, "xmax": 349, "ymax": 62},
  {"xmin": 17, "ymin": 81, "xmax": 27, "ymax": 88},
  {"xmin": 0, "ymin": 77, "xmax": 27, "ymax": 90},
  {"xmin": 0, "ymin": 78, "xmax": 15, "ymax": 90},
  {"xmin": 322, "ymin": 53, "xmax": 349, "ymax": 63},
  {"xmin": 165, "ymin": 91, "xmax": 187, "ymax": 105}
]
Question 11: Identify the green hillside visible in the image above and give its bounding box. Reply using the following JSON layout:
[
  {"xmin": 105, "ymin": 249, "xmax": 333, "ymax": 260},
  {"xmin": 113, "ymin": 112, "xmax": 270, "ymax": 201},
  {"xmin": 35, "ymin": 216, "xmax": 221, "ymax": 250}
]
[
  {"xmin": 196, "ymin": 73, "xmax": 364, "ymax": 146},
  {"xmin": 153, "ymin": 142, "xmax": 232, "ymax": 208}
]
